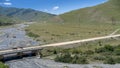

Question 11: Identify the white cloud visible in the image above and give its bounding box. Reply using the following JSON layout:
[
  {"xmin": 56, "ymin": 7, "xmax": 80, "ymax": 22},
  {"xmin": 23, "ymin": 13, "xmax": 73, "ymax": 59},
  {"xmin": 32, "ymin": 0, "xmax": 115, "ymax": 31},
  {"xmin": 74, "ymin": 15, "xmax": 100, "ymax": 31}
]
[
  {"xmin": 52, "ymin": 6, "xmax": 59, "ymax": 11},
  {"xmin": 44, "ymin": 9, "xmax": 48, "ymax": 12},
  {"xmin": 3, "ymin": 2, "xmax": 12, "ymax": 5},
  {"xmin": 5, "ymin": 0, "xmax": 10, "ymax": 1}
]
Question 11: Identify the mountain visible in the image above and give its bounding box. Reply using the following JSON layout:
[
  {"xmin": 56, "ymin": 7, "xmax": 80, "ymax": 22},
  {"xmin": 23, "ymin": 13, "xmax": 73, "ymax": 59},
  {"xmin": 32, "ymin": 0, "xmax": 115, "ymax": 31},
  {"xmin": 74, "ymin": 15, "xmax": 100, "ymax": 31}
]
[
  {"xmin": 58, "ymin": 0, "xmax": 120, "ymax": 24},
  {"xmin": 0, "ymin": 6, "xmax": 55, "ymax": 22}
]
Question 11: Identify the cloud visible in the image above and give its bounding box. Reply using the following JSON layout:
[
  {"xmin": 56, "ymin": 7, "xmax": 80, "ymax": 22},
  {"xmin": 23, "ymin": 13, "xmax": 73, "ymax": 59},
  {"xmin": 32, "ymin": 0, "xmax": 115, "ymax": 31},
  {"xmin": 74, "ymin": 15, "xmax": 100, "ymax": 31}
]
[
  {"xmin": 3, "ymin": 2, "xmax": 12, "ymax": 5},
  {"xmin": 52, "ymin": 6, "xmax": 59, "ymax": 10},
  {"xmin": 44, "ymin": 9, "xmax": 48, "ymax": 12},
  {"xmin": 5, "ymin": 0, "xmax": 10, "ymax": 1}
]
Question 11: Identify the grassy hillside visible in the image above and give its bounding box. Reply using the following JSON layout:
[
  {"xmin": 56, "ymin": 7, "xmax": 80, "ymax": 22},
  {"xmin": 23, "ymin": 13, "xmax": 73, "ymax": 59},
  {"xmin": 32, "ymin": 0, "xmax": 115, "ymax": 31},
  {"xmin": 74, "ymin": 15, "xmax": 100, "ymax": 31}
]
[
  {"xmin": 0, "ymin": 15, "xmax": 15, "ymax": 26},
  {"xmin": 26, "ymin": 0, "xmax": 120, "ymax": 44},
  {"xmin": 60, "ymin": 0, "xmax": 120, "ymax": 24},
  {"xmin": 0, "ymin": 6, "xmax": 55, "ymax": 22}
]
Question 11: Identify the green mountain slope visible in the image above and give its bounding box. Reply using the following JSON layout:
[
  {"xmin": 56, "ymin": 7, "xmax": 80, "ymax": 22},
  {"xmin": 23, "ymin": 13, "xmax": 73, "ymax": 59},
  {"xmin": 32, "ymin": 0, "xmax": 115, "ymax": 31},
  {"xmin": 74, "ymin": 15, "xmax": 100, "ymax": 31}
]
[
  {"xmin": 60, "ymin": 0, "xmax": 120, "ymax": 24},
  {"xmin": 0, "ymin": 6, "xmax": 55, "ymax": 22}
]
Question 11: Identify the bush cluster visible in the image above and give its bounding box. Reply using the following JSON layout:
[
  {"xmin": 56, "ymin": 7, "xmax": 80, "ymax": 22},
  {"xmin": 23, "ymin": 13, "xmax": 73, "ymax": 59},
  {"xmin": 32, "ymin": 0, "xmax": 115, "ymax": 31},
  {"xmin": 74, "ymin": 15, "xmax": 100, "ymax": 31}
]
[
  {"xmin": 0, "ymin": 16, "xmax": 14, "ymax": 26},
  {"xmin": 55, "ymin": 52, "xmax": 88, "ymax": 64},
  {"xmin": 27, "ymin": 32, "xmax": 39, "ymax": 38},
  {"xmin": 53, "ymin": 44, "xmax": 120, "ymax": 64}
]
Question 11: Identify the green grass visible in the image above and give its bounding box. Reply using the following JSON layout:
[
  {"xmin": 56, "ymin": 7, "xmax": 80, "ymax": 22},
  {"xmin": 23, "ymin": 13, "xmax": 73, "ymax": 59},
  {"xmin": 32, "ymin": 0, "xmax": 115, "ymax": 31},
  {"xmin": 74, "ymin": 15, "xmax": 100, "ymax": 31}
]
[
  {"xmin": 26, "ymin": 22, "xmax": 120, "ymax": 44},
  {"xmin": 0, "ymin": 62, "xmax": 8, "ymax": 68},
  {"xmin": 39, "ymin": 40, "xmax": 120, "ymax": 64}
]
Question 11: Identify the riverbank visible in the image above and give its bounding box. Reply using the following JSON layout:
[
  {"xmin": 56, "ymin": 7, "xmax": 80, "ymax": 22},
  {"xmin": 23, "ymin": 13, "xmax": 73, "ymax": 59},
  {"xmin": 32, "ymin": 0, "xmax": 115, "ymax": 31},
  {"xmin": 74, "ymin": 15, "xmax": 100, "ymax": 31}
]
[{"xmin": 5, "ymin": 57, "xmax": 120, "ymax": 68}]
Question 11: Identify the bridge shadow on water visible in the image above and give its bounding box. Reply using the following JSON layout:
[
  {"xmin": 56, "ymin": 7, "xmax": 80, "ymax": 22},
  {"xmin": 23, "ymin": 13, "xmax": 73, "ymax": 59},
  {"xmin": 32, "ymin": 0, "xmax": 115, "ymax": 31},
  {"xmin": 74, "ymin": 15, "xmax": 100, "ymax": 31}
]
[{"xmin": 1, "ymin": 52, "xmax": 37, "ymax": 63}]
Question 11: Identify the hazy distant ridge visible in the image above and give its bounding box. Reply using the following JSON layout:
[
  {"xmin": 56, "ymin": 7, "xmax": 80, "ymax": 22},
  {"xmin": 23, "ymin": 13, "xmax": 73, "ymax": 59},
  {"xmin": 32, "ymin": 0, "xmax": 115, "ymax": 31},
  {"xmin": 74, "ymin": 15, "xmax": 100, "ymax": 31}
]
[{"xmin": 0, "ymin": 6, "xmax": 55, "ymax": 22}]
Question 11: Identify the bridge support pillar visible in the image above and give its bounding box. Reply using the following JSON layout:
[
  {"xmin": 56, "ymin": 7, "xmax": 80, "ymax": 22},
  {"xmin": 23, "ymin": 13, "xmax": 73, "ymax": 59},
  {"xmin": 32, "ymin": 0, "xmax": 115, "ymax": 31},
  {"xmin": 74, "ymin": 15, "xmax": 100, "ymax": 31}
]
[
  {"xmin": 17, "ymin": 52, "xmax": 24, "ymax": 58},
  {"xmin": 32, "ymin": 50, "xmax": 42, "ymax": 58},
  {"xmin": 0, "ymin": 55, "xmax": 4, "ymax": 62}
]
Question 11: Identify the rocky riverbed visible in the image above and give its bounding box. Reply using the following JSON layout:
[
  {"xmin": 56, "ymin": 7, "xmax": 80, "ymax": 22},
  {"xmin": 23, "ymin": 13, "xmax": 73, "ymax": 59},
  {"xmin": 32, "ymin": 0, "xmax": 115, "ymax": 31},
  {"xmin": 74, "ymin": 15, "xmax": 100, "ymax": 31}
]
[
  {"xmin": 0, "ymin": 22, "xmax": 39, "ymax": 50},
  {"xmin": 6, "ymin": 57, "xmax": 120, "ymax": 68}
]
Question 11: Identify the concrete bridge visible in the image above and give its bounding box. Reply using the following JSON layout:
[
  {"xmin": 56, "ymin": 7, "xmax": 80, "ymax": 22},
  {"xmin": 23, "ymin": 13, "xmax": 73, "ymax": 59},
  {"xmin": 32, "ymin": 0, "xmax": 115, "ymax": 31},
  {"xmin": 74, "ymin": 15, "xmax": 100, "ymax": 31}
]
[{"xmin": 0, "ymin": 34, "xmax": 120, "ymax": 61}]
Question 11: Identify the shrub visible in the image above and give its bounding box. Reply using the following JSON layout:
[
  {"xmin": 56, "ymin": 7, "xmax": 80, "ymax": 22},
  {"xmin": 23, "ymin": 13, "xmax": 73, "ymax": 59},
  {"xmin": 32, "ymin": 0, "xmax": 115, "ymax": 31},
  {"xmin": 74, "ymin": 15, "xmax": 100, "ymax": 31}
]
[
  {"xmin": 55, "ymin": 52, "xmax": 72, "ymax": 63},
  {"xmin": 0, "ymin": 16, "xmax": 14, "ymax": 26},
  {"xmin": 104, "ymin": 45, "xmax": 114, "ymax": 52},
  {"xmin": 95, "ymin": 45, "xmax": 114, "ymax": 53},
  {"xmin": 114, "ymin": 49, "xmax": 120, "ymax": 55},
  {"xmin": 71, "ymin": 49, "xmax": 80, "ymax": 54},
  {"xmin": 72, "ymin": 55, "xmax": 88, "ymax": 64},
  {"xmin": 55, "ymin": 53, "xmax": 88, "ymax": 64},
  {"xmin": 84, "ymin": 50, "xmax": 94, "ymax": 55},
  {"xmin": 114, "ymin": 45, "xmax": 120, "ymax": 55},
  {"xmin": 27, "ymin": 32, "xmax": 39, "ymax": 38},
  {"xmin": 114, "ymin": 57, "xmax": 120, "ymax": 63},
  {"xmin": 95, "ymin": 48, "xmax": 105, "ymax": 53},
  {"xmin": 76, "ymin": 56, "xmax": 88, "ymax": 64},
  {"xmin": 53, "ymin": 50, "xmax": 57, "ymax": 54},
  {"xmin": 98, "ymin": 41, "xmax": 102, "ymax": 46},
  {"xmin": 93, "ymin": 56, "xmax": 105, "ymax": 61},
  {"xmin": 71, "ymin": 55, "xmax": 79, "ymax": 63},
  {"xmin": 104, "ymin": 57, "xmax": 115, "ymax": 64}
]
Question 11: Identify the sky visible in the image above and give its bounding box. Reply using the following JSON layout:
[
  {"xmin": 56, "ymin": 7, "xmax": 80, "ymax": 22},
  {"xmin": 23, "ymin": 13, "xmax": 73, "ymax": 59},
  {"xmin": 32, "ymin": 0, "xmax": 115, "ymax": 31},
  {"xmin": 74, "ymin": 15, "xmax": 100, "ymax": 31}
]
[{"xmin": 0, "ymin": 0, "xmax": 108, "ymax": 15}]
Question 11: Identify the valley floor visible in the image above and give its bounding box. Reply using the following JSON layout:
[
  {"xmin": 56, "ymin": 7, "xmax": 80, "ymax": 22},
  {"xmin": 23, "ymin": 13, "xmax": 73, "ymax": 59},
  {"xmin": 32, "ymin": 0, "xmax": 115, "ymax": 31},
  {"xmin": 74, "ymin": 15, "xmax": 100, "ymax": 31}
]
[{"xmin": 26, "ymin": 22, "xmax": 120, "ymax": 44}]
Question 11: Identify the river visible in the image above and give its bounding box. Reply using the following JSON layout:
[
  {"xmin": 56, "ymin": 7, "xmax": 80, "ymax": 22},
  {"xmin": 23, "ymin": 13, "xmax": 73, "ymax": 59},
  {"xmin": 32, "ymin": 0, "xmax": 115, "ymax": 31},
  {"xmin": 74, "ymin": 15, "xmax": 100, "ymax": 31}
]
[
  {"xmin": 0, "ymin": 22, "xmax": 120, "ymax": 68},
  {"xmin": 0, "ymin": 22, "xmax": 39, "ymax": 50}
]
